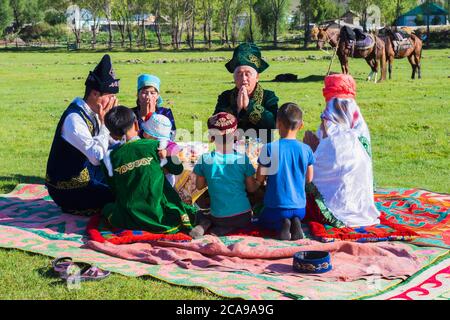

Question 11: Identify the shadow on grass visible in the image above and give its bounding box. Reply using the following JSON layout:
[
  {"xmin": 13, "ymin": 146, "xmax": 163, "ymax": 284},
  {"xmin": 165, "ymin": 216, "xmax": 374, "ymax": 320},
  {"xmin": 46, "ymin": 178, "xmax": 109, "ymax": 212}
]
[
  {"xmin": 260, "ymin": 74, "xmax": 327, "ymax": 84},
  {"xmin": 0, "ymin": 175, "xmax": 45, "ymax": 193}
]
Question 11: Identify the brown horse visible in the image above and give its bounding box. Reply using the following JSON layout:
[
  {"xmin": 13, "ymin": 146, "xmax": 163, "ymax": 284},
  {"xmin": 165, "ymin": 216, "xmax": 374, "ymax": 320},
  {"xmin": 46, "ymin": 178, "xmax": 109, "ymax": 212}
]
[
  {"xmin": 314, "ymin": 26, "xmax": 387, "ymax": 83},
  {"xmin": 379, "ymin": 27, "xmax": 423, "ymax": 80},
  {"xmin": 313, "ymin": 27, "xmax": 340, "ymax": 50},
  {"xmin": 337, "ymin": 28, "xmax": 387, "ymax": 83}
]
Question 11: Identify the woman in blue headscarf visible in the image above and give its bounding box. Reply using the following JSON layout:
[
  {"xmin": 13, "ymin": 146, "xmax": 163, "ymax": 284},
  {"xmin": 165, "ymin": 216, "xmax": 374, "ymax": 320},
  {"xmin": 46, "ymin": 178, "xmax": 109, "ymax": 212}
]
[{"xmin": 132, "ymin": 74, "xmax": 176, "ymax": 140}]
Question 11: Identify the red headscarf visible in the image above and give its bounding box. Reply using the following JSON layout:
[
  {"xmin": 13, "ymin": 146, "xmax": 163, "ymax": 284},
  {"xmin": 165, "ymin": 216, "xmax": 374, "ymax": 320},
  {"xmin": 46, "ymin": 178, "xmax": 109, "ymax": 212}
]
[{"xmin": 322, "ymin": 74, "xmax": 356, "ymax": 102}]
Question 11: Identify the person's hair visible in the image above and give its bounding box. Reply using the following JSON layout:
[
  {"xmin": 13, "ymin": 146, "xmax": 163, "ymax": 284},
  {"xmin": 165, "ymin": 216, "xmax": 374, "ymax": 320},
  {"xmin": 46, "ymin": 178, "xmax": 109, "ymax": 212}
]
[
  {"xmin": 277, "ymin": 103, "xmax": 303, "ymax": 130},
  {"xmin": 105, "ymin": 106, "xmax": 136, "ymax": 137},
  {"xmin": 84, "ymin": 87, "xmax": 93, "ymax": 100}
]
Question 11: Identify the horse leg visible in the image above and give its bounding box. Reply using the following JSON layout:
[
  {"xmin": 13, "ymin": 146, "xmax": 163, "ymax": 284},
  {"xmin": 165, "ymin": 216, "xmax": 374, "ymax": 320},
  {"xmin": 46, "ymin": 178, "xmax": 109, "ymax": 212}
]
[
  {"xmin": 388, "ymin": 56, "xmax": 393, "ymax": 80},
  {"xmin": 373, "ymin": 59, "xmax": 379, "ymax": 83},
  {"xmin": 366, "ymin": 58, "xmax": 374, "ymax": 81},
  {"xmin": 416, "ymin": 53, "xmax": 422, "ymax": 79},
  {"xmin": 408, "ymin": 55, "xmax": 416, "ymax": 79},
  {"xmin": 379, "ymin": 47, "xmax": 387, "ymax": 82},
  {"xmin": 338, "ymin": 54, "xmax": 346, "ymax": 74}
]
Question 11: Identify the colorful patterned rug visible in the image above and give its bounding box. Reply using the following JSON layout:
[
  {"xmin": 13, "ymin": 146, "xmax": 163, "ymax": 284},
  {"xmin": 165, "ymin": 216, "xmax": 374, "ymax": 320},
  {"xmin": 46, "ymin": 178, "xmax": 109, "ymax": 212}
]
[
  {"xmin": 307, "ymin": 189, "xmax": 450, "ymax": 247},
  {"xmin": 87, "ymin": 213, "xmax": 278, "ymax": 245},
  {"xmin": 0, "ymin": 184, "xmax": 449, "ymax": 300}
]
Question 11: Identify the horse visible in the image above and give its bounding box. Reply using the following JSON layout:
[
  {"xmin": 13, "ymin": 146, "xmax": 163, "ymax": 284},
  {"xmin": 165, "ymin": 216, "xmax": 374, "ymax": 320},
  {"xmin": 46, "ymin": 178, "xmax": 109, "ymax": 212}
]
[
  {"xmin": 379, "ymin": 27, "xmax": 423, "ymax": 80},
  {"xmin": 313, "ymin": 26, "xmax": 340, "ymax": 50},
  {"xmin": 314, "ymin": 26, "xmax": 386, "ymax": 83}
]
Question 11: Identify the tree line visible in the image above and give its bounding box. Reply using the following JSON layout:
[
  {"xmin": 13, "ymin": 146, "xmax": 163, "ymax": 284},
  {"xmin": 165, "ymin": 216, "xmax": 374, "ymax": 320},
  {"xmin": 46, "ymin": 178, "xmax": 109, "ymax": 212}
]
[{"xmin": 0, "ymin": 0, "xmax": 445, "ymax": 50}]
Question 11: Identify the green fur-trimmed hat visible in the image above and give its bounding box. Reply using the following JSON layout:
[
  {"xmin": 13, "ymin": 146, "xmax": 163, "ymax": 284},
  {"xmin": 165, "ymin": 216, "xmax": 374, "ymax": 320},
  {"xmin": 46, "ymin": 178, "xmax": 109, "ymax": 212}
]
[{"xmin": 225, "ymin": 43, "xmax": 269, "ymax": 74}]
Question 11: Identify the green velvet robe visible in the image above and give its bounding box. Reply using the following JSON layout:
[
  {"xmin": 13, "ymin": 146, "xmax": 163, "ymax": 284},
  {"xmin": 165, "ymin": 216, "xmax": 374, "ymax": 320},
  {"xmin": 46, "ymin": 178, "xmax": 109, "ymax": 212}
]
[
  {"xmin": 214, "ymin": 83, "xmax": 279, "ymax": 139},
  {"xmin": 102, "ymin": 139, "xmax": 195, "ymax": 233}
]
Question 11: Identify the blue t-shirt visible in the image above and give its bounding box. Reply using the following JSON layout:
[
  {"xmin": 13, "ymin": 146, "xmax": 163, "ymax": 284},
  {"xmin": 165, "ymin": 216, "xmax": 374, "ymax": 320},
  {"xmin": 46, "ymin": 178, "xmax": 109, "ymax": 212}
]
[
  {"xmin": 258, "ymin": 139, "xmax": 315, "ymax": 209},
  {"xmin": 194, "ymin": 151, "xmax": 256, "ymax": 218}
]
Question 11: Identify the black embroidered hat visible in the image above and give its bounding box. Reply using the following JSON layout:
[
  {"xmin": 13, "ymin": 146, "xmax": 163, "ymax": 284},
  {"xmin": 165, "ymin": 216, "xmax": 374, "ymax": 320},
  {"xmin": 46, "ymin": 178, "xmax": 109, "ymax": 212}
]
[{"xmin": 85, "ymin": 54, "xmax": 120, "ymax": 94}]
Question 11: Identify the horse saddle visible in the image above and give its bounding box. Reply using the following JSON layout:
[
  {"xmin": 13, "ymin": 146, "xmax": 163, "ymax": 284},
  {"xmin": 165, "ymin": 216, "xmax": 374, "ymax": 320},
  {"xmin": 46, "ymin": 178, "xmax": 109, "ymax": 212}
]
[
  {"xmin": 355, "ymin": 34, "xmax": 375, "ymax": 50},
  {"xmin": 393, "ymin": 38, "xmax": 413, "ymax": 55}
]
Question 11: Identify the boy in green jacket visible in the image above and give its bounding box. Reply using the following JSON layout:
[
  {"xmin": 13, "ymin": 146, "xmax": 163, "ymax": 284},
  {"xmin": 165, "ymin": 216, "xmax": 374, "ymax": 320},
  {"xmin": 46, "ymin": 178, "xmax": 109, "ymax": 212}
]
[{"xmin": 102, "ymin": 106, "xmax": 195, "ymax": 233}]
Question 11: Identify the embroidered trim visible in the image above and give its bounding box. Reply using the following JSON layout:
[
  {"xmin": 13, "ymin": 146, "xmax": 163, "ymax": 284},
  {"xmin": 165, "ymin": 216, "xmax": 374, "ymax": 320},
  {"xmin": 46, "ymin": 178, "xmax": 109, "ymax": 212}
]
[
  {"xmin": 114, "ymin": 157, "xmax": 153, "ymax": 175},
  {"xmin": 306, "ymin": 183, "xmax": 346, "ymax": 228},
  {"xmin": 80, "ymin": 112, "xmax": 95, "ymax": 135},
  {"xmin": 46, "ymin": 168, "xmax": 91, "ymax": 190},
  {"xmin": 249, "ymin": 103, "xmax": 264, "ymax": 125},
  {"xmin": 213, "ymin": 113, "xmax": 236, "ymax": 128},
  {"xmin": 294, "ymin": 261, "xmax": 331, "ymax": 272},
  {"xmin": 248, "ymin": 54, "xmax": 261, "ymax": 68},
  {"xmin": 358, "ymin": 135, "xmax": 372, "ymax": 158}
]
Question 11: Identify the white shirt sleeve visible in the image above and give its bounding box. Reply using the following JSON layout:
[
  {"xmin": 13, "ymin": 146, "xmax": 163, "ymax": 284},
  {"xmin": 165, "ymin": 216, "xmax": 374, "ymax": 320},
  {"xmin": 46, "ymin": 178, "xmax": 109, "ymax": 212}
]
[{"xmin": 61, "ymin": 113, "xmax": 110, "ymax": 166}]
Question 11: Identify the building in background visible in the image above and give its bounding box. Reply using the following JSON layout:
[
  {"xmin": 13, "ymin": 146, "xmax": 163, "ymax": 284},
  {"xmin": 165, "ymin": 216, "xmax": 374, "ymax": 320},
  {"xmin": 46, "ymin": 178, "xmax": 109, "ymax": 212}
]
[{"xmin": 396, "ymin": 2, "xmax": 448, "ymax": 26}]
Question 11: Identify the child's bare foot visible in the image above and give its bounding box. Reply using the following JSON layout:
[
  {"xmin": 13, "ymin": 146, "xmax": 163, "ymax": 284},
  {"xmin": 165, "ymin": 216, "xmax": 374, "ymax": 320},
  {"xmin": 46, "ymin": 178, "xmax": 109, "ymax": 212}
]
[
  {"xmin": 291, "ymin": 217, "xmax": 305, "ymax": 240},
  {"xmin": 278, "ymin": 218, "xmax": 291, "ymax": 241}
]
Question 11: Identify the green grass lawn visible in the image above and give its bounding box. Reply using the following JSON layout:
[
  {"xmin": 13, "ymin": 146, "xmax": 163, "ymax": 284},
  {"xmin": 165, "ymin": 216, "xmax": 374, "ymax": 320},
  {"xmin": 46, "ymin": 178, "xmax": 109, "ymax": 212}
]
[{"xmin": 0, "ymin": 48, "xmax": 449, "ymax": 299}]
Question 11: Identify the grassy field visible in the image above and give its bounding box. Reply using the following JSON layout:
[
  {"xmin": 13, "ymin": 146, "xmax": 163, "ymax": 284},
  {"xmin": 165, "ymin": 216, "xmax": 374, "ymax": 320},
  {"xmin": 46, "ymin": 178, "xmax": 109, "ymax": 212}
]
[{"xmin": 0, "ymin": 48, "xmax": 448, "ymax": 299}]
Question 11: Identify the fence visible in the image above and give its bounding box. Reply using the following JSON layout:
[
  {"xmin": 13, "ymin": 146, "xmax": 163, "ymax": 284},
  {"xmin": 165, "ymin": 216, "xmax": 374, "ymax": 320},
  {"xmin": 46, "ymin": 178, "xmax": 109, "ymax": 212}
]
[{"xmin": 1, "ymin": 37, "xmax": 307, "ymax": 51}]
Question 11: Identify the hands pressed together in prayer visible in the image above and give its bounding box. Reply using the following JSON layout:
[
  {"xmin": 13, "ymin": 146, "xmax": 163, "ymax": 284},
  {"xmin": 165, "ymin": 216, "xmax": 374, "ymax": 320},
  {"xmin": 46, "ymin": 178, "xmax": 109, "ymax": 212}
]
[{"xmin": 237, "ymin": 85, "xmax": 250, "ymax": 113}]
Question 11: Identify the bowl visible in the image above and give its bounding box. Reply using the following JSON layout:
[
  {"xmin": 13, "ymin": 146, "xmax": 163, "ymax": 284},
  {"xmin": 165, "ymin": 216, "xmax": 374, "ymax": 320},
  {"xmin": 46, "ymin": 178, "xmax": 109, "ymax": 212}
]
[{"xmin": 293, "ymin": 251, "xmax": 332, "ymax": 274}]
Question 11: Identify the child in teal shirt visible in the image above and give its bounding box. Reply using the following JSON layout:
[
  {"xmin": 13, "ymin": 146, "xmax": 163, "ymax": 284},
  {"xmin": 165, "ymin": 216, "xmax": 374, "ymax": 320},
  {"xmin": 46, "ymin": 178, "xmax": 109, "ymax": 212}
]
[{"xmin": 191, "ymin": 112, "xmax": 260, "ymax": 238}]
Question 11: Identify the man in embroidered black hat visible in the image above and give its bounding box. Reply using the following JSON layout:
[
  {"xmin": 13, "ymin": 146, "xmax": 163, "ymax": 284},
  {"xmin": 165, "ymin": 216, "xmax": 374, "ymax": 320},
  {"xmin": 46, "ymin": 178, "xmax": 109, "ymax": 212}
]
[
  {"xmin": 45, "ymin": 54, "xmax": 119, "ymax": 215},
  {"xmin": 214, "ymin": 43, "xmax": 279, "ymax": 142}
]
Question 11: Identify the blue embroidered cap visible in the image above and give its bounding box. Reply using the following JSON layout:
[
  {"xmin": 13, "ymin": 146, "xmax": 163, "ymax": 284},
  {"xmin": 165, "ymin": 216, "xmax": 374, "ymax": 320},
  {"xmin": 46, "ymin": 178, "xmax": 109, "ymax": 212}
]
[
  {"xmin": 137, "ymin": 74, "xmax": 163, "ymax": 107},
  {"xmin": 138, "ymin": 74, "xmax": 161, "ymax": 92},
  {"xmin": 293, "ymin": 251, "xmax": 332, "ymax": 274}
]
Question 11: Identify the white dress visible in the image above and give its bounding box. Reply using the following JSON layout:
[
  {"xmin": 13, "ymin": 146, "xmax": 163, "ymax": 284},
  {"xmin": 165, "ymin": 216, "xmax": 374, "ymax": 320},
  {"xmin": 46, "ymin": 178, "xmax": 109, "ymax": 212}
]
[{"xmin": 312, "ymin": 99, "xmax": 380, "ymax": 227}]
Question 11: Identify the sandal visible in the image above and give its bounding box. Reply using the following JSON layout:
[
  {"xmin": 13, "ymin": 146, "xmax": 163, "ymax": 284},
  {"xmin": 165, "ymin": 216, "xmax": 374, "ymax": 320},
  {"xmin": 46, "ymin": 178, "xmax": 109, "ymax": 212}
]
[{"xmin": 51, "ymin": 257, "xmax": 111, "ymax": 282}]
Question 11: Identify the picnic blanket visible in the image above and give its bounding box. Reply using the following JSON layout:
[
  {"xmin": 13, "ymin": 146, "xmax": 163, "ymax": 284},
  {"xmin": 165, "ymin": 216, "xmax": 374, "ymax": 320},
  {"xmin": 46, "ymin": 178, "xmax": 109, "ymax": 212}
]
[
  {"xmin": 0, "ymin": 184, "xmax": 449, "ymax": 300},
  {"xmin": 307, "ymin": 189, "xmax": 449, "ymax": 245}
]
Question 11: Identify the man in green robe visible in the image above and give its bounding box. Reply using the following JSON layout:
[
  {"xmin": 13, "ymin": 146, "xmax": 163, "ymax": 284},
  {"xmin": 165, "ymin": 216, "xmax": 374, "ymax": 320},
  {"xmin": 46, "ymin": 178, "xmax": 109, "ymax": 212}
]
[
  {"xmin": 214, "ymin": 43, "xmax": 279, "ymax": 142},
  {"xmin": 102, "ymin": 106, "xmax": 195, "ymax": 233}
]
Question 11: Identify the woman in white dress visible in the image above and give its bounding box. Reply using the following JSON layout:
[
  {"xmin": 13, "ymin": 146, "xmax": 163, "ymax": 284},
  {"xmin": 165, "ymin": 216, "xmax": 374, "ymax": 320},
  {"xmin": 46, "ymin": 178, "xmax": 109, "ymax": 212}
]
[{"xmin": 304, "ymin": 74, "xmax": 380, "ymax": 227}]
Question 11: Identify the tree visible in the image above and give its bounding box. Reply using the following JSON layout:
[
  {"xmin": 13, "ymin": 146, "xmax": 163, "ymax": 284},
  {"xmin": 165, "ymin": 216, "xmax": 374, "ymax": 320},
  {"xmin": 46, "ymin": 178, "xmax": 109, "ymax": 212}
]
[
  {"xmin": 184, "ymin": 0, "xmax": 196, "ymax": 49},
  {"xmin": 23, "ymin": 0, "xmax": 45, "ymax": 26},
  {"xmin": 101, "ymin": 0, "xmax": 113, "ymax": 50},
  {"xmin": 268, "ymin": 0, "xmax": 289, "ymax": 47},
  {"xmin": 217, "ymin": 0, "xmax": 232, "ymax": 46},
  {"xmin": 349, "ymin": 0, "xmax": 376, "ymax": 32},
  {"xmin": 248, "ymin": 0, "xmax": 254, "ymax": 42},
  {"xmin": 112, "ymin": 0, "xmax": 134, "ymax": 49},
  {"xmin": 200, "ymin": 0, "xmax": 216, "ymax": 48},
  {"xmin": 134, "ymin": 0, "xmax": 151, "ymax": 48},
  {"xmin": 152, "ymin": 0, "xmax": 164, "ymax": 50},
  {"xmin": 9, "ymin": 0, "xmax": 25, "ymax": 32},
  {"xmin": 78, "ymin": 0, "xmax": 104, "ymax": 49},
  {"xmin": 298, "ymin": 0, "xmax": 312, "ymax": 48},
  {"xmin": 165, "ymin": 0, "xmax": 189, "ymax": 49},
  {"xmin": 0, "ymin": 0, "xmax": 13, "ymax": 36},
  {"xmin": 253, "ymin": 0, "xmax": 274, "ymax": 41},
  {"xmin": 230, "ymin": 0, "xmax": 244, "ymax": 47}
]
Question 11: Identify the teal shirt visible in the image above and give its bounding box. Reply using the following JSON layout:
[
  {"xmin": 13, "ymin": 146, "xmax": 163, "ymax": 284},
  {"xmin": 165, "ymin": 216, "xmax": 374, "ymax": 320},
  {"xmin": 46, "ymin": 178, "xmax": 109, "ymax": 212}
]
[{"xmin": 194, "ymin": 151, "xmax": 256, "ymax": 218}]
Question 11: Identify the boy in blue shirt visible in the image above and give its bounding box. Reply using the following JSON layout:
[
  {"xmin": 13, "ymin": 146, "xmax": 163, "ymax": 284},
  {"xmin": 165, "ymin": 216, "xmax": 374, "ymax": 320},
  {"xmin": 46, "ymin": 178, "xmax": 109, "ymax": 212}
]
[
  {"xmin": 257, "ymin": 103, "xmax": 314, "ymax": 240},
  {"xmin": 191, "ymin": 112, "xmax": 260, "ymax": 238}
]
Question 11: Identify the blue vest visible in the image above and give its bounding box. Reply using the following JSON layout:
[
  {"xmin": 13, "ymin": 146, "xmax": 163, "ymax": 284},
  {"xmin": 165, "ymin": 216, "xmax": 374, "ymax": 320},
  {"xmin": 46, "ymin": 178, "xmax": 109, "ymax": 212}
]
[{"xmin": 46, "ymin": 103, "xmax": 98, "ymax": 190}]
